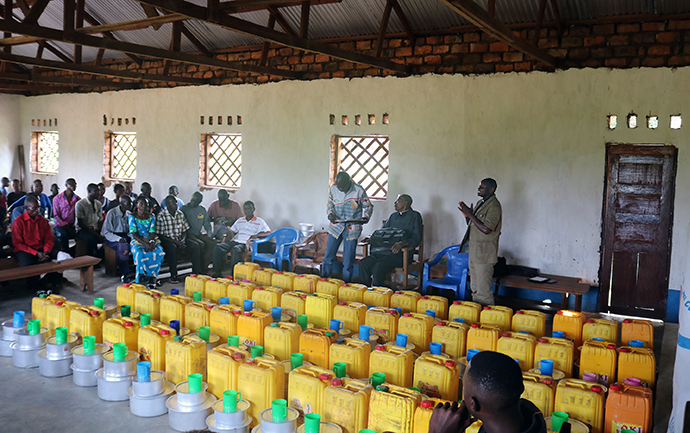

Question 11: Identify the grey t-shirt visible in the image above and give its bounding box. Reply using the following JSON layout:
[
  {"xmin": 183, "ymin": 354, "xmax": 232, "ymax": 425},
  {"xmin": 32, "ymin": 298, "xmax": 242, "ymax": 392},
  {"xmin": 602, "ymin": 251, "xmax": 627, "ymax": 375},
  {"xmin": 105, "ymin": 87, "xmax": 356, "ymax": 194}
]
[{"xmin": 180, "ymin": 204, "xmax": 212, "ymax": 236}]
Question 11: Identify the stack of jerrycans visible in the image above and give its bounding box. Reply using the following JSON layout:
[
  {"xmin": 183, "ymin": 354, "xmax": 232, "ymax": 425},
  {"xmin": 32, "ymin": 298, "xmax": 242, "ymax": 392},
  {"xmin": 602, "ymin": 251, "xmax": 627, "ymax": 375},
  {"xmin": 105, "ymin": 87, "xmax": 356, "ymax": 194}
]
[
  {"xmin": 330, "ymin": 337, "xmax": 371, "ymax": 379},
  {"xmin": 391, "ymin": 291, "xmax": 421, "ymax": 314},
  {"xmin": 70, "ymin": 304, "xmax": 106, "ymax": 343},
  {"xmin": 413, "ymin": 354, "xmax": 460, "ymax": 400},
  {"xmin": 621, "ymin": 319, "xmax": 654, "ymax": 348},
  {"xmin": 237, "ymin": 355, "xmax": 285, "ymax": 427},
  {"xmin": 369, "ymin": 339, "xmax": 415, "ymax": 387},
  {"xmin": 511, "ymin": 310, "xmax": 546, "ymax": 338},
  {"xmin": 45, "ymin": 300, "xmax": 81, "ymax": 335},
  {"xmin": 333, "ymin": 301, "xmax": 367, "ymax": 333},
  {"xmin": 210, "ymin": 303, "xmax": 243, "ymax": 341},
  {"xmin": 579, "ymin": 340, "xmax": 617, "ymax": 385},
  {"xmin": 31, "ymin": 294, "xmax": 66, "ymax": 325},
  {"xmin": 305, "ymin": 293, "xmax": 337, "ymax": 328},
  {"xmin": 617, "ymin": 345, "xmax": 656, "ymax": 388},
  {"xmin": 288, "ymin": 364, "xmax": 334, "ymax": 421},
  {"xmin": 448, "ymin": 300, "xmax": 482, "ymax": 325},
  {"xmin": 205, "ymin": 278, "xmax": 232, "ymax": 303},
  {"xmin": 227, "ymin": 281, "xmax": 256, "ymax": 307},
  {"xmin": 583, "ymin": 318, "xmax": 618, "ymax": 344},
  {"xmin": 134, "ymin": 288, "xmax": 165, "ymax": 321},
  {"xmin": 185, "ymin": 274, "xmax": 212, "ymax": 298},
  {"xmin": 338, "ymin": 283, "xmax": 367, "ymax": 303},
  {"xmin": 480, "ymin": 305, "xmax": 513, "ymax": 333},
  {"xmin": 497, "ymin": 331, "xmax": 537, "ymax": 372},
  {"xmin": 165, "ymin": 334, "xmax": 207, "ymax": 384},
  {"xmin": 432, "ymin": 320, "xmax": 469, "ymax": 359},
  {"xmin": 282, "ymin": 291, "xmax": 308, "ymax": 322},
  {"xmin": 398, "ymin": 313, "xmax": 435, "ymax": 355},
  {"xmin": 521, "ymin": 372, "xmax": 556, "ymax": 416},
  {"xmin": 365, "ymin": 307, "xmax": 399, "ymax": 343},
  {"xmin": 555, "ymin": 378, "xmax": 606, "ymax": 433},
  {"xmin": 207, "ymin": 338, "xmax": 250, "ymax": 398},
  {"xmin": 116, "ymin": 283, "xmax": 147, "ymax": 308},
  {"xmin": 466, "ymin": 323, "xmax": 501, "ymax": 352},
  {"xmin": 160, "ymin": 290, "xmax": 192, "ymax": 327},
  {"xmin": 605, "ymin": 382, "xmax": 653, "ymax": 433},
  {"xmin": 251, "ymin": 268, "xmax": 277, "ymax": 287},
  {"xmin": 553, "ymin": 310, "xmax": 586, "ymax": 347},
  {"xmin": 316, "ymin": 278, "xmax": 344, "ymax": 298},
  {"xmin": 237, "ymin": 311, "xmax": 272, "ymax": 347},
  {"xmin": 233, "ymin": 262, "xmax": 260, "ymax": 281},
  {"xmin": 534, "ymin": 336, "xmax": 575, "ymax": 378},
  {"xmin": 138, "ymin": 322, "xmax": 175, "ymax": 371},
  {"xmin": 363, "ymin": 287, "xmax": 393, "ymax": 308},
  {"xmin": 323, "ymin": 377, "xmax": 373, "ymax": 433},
  {"xmin": 264, "ymin": 322, "xmax": 301, "ymax": 361},
  {"xmin": 368, "ymin": 384, "xmax": 422, "ymax": 433},
  {"xmin": 300, "ymin": 328, "xmax": 337, "ymax": 368},
  {"xmin": 293, "ymin": 274, "xmax": 320, "ymax": 294},
  {"xmin": 272, "ymin": 271, "xmax": 297, "ymax": 292},
  {"xmin": 417, "ymin": 296, "xmax": 449, "ymax": 320},
  {"xmin": 252, "ymin": 286, "xmax": 283, "ymax": 312}
]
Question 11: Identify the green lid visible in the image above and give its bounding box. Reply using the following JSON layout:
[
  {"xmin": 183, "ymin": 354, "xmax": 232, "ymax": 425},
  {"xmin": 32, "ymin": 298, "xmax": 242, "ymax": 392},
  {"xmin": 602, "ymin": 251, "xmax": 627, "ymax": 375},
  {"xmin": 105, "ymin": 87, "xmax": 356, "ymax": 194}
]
[
  {"xmin": 174, "ymin": 336, "xmax": 182, "ymax": 341},
  {"xmin": 228, "ymin": 335, "xmax": 240, "ymax": 347},
  {"xmin": 39, "ymin": 294, "xmax": 47, "ymax": 298},
  {"xmin": 270, "ymin": 323, "xmax": 278, "ymax": 327},
  {"xmin": 121, "ymin": 305, "xmax": 131, "ymax": 317},
  {"xmin": 304, "ymin": 413, "xmax": 321, "ymax": 433},
  {"xmin": 193, "ymin": 291, "xmax": 202, "ymax": 301},
  {"xmin": 325, "ymin": 331, "xmax": 335, "ymax": 337},
  {"xmin": 94, "ymin": 298, "xmax": 104, "ymax": 308},
  {"xmin": 140, "ymin": 313, "xmax": 151, "ymax": 327}
]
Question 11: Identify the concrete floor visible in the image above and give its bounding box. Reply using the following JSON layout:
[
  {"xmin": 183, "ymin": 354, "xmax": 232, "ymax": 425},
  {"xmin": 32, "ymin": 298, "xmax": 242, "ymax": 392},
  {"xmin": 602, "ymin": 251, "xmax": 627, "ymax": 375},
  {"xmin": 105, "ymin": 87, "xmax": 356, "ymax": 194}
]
[{"xmin": 0, "ymin": 268, "xmax": 679, "ymax": 432}]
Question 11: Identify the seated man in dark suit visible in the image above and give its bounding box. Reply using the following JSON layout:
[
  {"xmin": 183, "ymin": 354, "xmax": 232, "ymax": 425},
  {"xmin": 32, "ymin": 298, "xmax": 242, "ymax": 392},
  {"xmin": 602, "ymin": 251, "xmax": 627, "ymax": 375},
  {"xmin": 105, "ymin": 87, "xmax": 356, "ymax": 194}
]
[
  {"xmin": 12, "ymin": 194, "xmax": 61, "ymax": 290},
  {"xmin": 358, "ymin": 194, "xmax": 422, "ymax": 286}
]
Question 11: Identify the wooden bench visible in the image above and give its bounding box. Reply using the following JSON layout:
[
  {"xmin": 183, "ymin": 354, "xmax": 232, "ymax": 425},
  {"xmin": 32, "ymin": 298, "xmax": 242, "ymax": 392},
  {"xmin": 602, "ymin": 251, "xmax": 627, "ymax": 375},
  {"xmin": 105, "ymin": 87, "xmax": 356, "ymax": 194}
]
[
  {"xmin": 0, "ymin": 256, "xmax": 101, "ymax": 294},
  {"xmin": 494, "ymin": 274, "xmax": 590, "ymax": 311}
]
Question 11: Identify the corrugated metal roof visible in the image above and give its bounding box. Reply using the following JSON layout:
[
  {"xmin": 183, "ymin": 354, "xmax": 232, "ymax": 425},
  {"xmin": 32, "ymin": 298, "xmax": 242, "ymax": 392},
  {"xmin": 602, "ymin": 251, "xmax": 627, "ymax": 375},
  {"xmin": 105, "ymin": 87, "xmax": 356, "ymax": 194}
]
[{"xmin": 5, "ymin": 0, "xmax": 690, "ymax": 64}]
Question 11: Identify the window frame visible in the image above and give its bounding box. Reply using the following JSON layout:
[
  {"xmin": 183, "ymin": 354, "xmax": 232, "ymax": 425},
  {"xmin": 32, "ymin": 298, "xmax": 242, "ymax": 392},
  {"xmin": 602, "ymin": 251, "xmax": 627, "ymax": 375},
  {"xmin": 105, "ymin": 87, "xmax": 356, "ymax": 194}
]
[
  {"xmin": 103, "ymin": 131, "xmax": 138, "ymax": 182},
  {"xmin": 330, "ymin": 134, "xmax": 390, "ymax": 201},
  {"xmin": 199, "ymin": 132, "xmax": 243, "ymax": 190},
  {"xmin": 30, "ymin": 130, "xmax": 60, "ymax": 175}
]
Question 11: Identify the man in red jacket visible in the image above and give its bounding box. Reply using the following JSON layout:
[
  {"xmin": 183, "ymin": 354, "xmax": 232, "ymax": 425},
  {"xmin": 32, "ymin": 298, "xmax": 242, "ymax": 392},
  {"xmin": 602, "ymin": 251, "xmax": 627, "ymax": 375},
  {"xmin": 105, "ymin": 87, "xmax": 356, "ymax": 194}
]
[{"xmin": 12, "ymin": 194, "xmax": 60, "ymax": 290}]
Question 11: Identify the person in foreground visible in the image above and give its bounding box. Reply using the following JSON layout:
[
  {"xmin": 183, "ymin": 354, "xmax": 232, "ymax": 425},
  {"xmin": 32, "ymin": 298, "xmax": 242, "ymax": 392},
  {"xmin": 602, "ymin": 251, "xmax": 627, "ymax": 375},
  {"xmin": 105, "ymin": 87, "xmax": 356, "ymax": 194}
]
[{"xmin": 429, "ymin": 351, "xmax": 546, "ymax": 433}]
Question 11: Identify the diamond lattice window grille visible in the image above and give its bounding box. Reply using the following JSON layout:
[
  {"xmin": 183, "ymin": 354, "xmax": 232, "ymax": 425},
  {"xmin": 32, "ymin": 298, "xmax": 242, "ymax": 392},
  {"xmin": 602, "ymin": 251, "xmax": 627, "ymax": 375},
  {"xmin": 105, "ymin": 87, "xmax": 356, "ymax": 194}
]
[
  {"xmin": 35, "ymin": 131, "xmax": 59, "ymax": 173},
  {"xmin": 336, "ymin": 135, "xmax": 389, "ymax": 200},
  {"xmin": 111, "ymin": 133, "xmax": 137, "ymax": 180},
  {"xmin": 205, "ymin": 134, "xmax": 242, "ymax": 188}
]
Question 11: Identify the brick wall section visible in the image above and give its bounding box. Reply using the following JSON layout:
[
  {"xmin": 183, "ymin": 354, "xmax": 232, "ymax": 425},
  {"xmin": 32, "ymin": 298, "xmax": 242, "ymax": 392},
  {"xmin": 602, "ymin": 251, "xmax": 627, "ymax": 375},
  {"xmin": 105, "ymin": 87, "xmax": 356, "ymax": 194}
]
[{"xmin": 33, "ymin": 19, "xmax": 690, "ymax": 92}]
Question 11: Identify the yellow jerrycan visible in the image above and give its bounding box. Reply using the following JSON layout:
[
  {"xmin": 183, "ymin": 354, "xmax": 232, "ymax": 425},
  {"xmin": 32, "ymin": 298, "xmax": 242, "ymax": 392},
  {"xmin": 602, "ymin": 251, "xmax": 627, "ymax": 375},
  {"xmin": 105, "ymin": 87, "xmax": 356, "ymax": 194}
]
[
  {"xmin": 233, "ymin": 262, "xmax": 260, "ymax": 281},
  {"xmin": 300, "ymin": 328, "xmax": 338, "ymax": 368},
  {"xmin": 272, "ymin": 271, "xmax": 297, "ymax": 292},
  {"xmin": 369, "ymin": 343, "xmax": 415, "ymax": 387},
  {"xmin": 205, "ymin": 277, "xmax": 232, "ymax": 302},
  {"xmin": 250, "ymin": 268, "xmax": 277, "ymax": 287},
  {"xmin": 184, "ymin": 274, "xmax": 211, "ymax": 298},
  {"xmin": 160, "ymin": 294, "xmax": 192, "ymax": 327},
  {"xmin": 466, "ymin": 323, "xmax": 501, "ymax": 352},
  {"xmin": 413, "ymin": 354, "xmax": 460, "ymax": 400},
  {"xmin": 333, "ymin": 301, "xmax": 367, "ymax": 333},
  {"xmin": 69, "ymin": 305, "xmax": 106, "ymax": 343},
  {"xmin": 522, "ymin": 372, "xmax": 556, "ymax": 416},
  {"xmin": 432, "ymin": 320, "xmax": 469, "ymax": 359},
  {"xmin": 138, "ymin": 323, "xmax": 175, "ymax": 371},
  {"xmin": 365, "ymin": 307, "xmax": 400, "ymax": 343},
  {"xmin": 414, "ymin": 398, "xmax": 452, "ymax": 433},
  {"xmin": 367, "ymin": 384, "xmax": 422, "ymax": 433},
  {"xmin": 316, "ymin": 278, "xmax": 344, "ymax": 297},
  {"xmin": 391, "ymin": 290, "xmax": 421, "ymax": 314},
  {"xmin": 134, "ymin": 289, "xmax": 165, "ymax": 321},
  {"xmin": 264, "ymin": 322, "xmax": 302, "ymax": 361},
  {"xmin": 362, "ymin": 286, "xmax": 393, "ymax": 307},
  {"xmin": 582, "ymin": 318, "xmax": 618, "ymax": 344},
  {"xmin": 338, "ymin": 283, "xmax": 367, "ymax": 303},
  {"xmin": 45, "ymin": 300, "xmax": 81, "ymax": 335},
  {"xmin": 329, "ymin": 337, "xmax": 371, "ymax": 379},
  {"xmin": 237, "ymin": 356, "xmax": 285, "ymax": 427},
  {"xmin": 116, "ymin": 283, "xmax": 146, "ymax": 308},
  {"xmin": 32, "ymin": 294, "xmax": 66, "ymax": 324},
  {"xmin": 252, "ymin": 286, "xmax": 283, "ymax": 312},
  {"xmin": 398, "ymin": 312, "xmax": 435, "ymax": 355},
  {"xmin": 511, "ymin": 310, "xmax": 546, "ymax": 338},
  {"xmin": 165, "ymin": 334, "xmax": 207, "ymax": 384},
  {"xmin": 185, "ymin": 301, "xmax": 216, "ymax": 332},
  {"xmin": 209, "ymin": 304, "xmax": 243, "ymax": 341},
  {"xmin": 617, "ymin": 346, "xmax": 656, "ymax": 388},
  {"xmin": 102, "ymin": 316, "xmax": 140, "ymax": 349},
  {"xmin": 305, "ymin": 293, "xmax": 337, "ymax": 328},
  {"xmin": 534, "ymin": 336, "xmax": 575, "ymax": 378},
  {"xmin": 621, "ymin": 319, "xmax": 654, "ymax": 349},
  {"xmin": 282, "ymin": 291, "xmax": 308, "ymax": 321},
  {"xmin": 323, "ymin": 377, "xmax": 373, "ymax": 433},
  {"xmin": 555, "ymin": 378, "xmax": 606, "ymax": 433},
  {"xmin": 417, "ymin": 296, "xmax": 449, "ymax": 320},
  {"xmin": 227, "ymin": 281, "xmax": 256, "ymax": 306},
  {"xmin": 288, "ymin": 364, "xmax": 335, "ymax": 421},
  {"xmin": 479, "ymin": 305, "xmax": 513, "ymax": 333},
  {"xmin": 579, "ymin": 340, "xmax": 617, "ymax": 386},
  {"xmin": 237, "ymin": 310, "xmax": 272, "ymax": 347},
  {"xmin": 448, "ymin": 300, "xmax": 482, "ymax": 325},
  {"xmin": 497, "ymin": 331, "xmax": 537, "ymax": 372},
  {"xmin": 553, "ymin": 310, "xmax": 586, "ymax": 347},
  {"xmin": 207, "ymin": 343, "xmax": 250, "ymax": 399},
  {"xmin": 293, "ymin": 274, "xmax": 320, "ymax": 294}
]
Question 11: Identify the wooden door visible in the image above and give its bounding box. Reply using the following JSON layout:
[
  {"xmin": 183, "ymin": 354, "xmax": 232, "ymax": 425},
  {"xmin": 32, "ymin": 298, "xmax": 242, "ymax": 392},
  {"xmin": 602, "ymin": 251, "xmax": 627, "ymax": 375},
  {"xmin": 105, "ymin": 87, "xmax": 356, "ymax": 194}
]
[{"xmin": 600, "ymin": 144, "xmax": 677, "ymax": 319}]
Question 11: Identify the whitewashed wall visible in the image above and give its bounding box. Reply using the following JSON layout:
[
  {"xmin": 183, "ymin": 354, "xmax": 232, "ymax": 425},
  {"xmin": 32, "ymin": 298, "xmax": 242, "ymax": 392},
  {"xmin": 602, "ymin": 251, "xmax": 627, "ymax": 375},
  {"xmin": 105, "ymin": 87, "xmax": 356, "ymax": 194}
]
[
  {"xmin": 3, "ymin": 67, "xmax": 689, "ymax": 291},
  {"xmin": 0, "ymin": 94, "xmax": 21, "ymax": 180}
]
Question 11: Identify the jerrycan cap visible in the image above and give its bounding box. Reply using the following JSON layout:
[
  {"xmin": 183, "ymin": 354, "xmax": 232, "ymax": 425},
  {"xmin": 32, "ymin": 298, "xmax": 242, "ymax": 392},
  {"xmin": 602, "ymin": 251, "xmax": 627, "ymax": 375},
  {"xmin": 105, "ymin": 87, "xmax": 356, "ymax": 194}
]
[
  {"xmin": 122, "ymin": 283, "xmax": 131, "ymax": 287},
  {"xmin": 342, "ymin": 283, "xmax": 349, "ymax": 287},
  {"xmin": 300, "ymin": 295, "xmax": 308, "ymax": 299},
  {"xmin": 320, "ymin": 278, "xmax": 328, "ymax": 281},
  {"xmin": 190, "ymin": 274, "xmax": 197, "ymax": 277},
  {"xmin": 124, "ymin": 321, "xmax": 134, "ymax": 327},
  {"xmin": 256, "ymin": 287, "xmax": 264, "ymax": 290},
  {"xmin": 607, "ymin": 344, "xmax": 617, "ymax": 349},
  {"xmin": 89, "ymin": 310, "xmax": 99, "ymax": 316},
  {"xmin": 245, "ymin": 358, "xmax": 255, "ymax": 364},
  {"xmin": 297, "ymin": 274, "xmax": 305, "ymax": 277},
  {"xmin": 55, "ymin": 301, "xmax": 64, "ymax": 306},
  {"xmin": 339, "ymin": 302, "xmax": 347, "ymax": 306},
  {"xmin": 516, "ymin": 310, "xmax": 524, "ymax": 314},
  {"xmin": 171, "ymin": 288, "xmax": 180, "ymax": 295},
  {"xmin": 243, "ymin": 312, "xmax": 252, "ymax": 316},
  {"xmin": 403, "ymin": 313, "xmax": 412, "ymax": 317},
  {"xmin": 623, "ymin": 319, "xmax": 632, "ymax": 323},
  {"xmin": 437, "ymin": 321, "xmax": 446, "ymax": 326},
  {"xmin": 174, "ymin": 336, "xmax": 182, "ymax": 341},
  {"xmin": 620, "ymin": 347, "xmax": 631, "ymax": 352},
  {"xmin": 420, "ymin": 400, "xmax": 434, "ymax": 408},
  {"xmin": 210, "ymin": 278, "xmax": 217, "ymax": 282},
  {"xmin": 471, "ymin": 323, "xmax": 479, "ymax": 328},
  {"xmin": 538, "ymin": 338, "xmax": 548, "ymax": 343},
  {"xmin": 233, "ymin": 310, "xmax": 242, "ymax": 315},
  {"xmin": 445, "ymin": 360, "xmax": 456, "ymax": 367},
  {"xmin": 319, "ymin": 373, "xmax": 332, "ymax": 381},
  {"xmin": 556, "ymin": 310, "xmax": 564, "ymax": 315},
  {"xmin": 586, "ymin": 319, "xmax": 594, "ymax": 323},
  {"xmin": 153, "ymin": 292, "xmax": 161, "ymax": 297},
  {"xmin": 518, "ymin": 330, "xmax": 530, "ymax": 334},
  {"xmin": 609, "ymin": 384, "xmax": 622, "ymax": 391},
  {"xmin": 276, "ymin": 271, "xmax": 283, "ymax": 274},
  {"xmin": 206, "ymin": 304, "xmax": 214, "ymax": 309},
  {"xmin": 453, "ymin": 318, "xmax": 465, "ymax": 323},
  {"xmin": 420, "ymin": 296, "xmax": 428, "ymax": 299},
  {"xmin": 502, "ymin": 333, "xmax": 511, "ymax": 337},
  {"xmin": 325, "ymin": 331, "xmax": 335, "ymax": 337},
  {"xmin": 376, "ymin": 385, "xmax": 389, "ymax": 392},
  {"xmin": 543, "ymin": 378, "xmax": 554, "ymax": 385},
  {"xmin": 232, "ymin": 282, "xmax": 240, "ymax": 285},
  {"xmin": 331, "ymin": 378, "xmax": 343, "ymax": 386},
  {"xmin": 394, "ymin": 291, "xmax": 402, "ymax": 294},
  {"xmin": 483, "ymin": 306, "xmax": 491, "ymax": 310},
  {"xmin": 375, "ymin": 345, "xmax": 386, "ymax": 351},
  {"xmin": 232, "ymin": 353, "xmax": 244, "ymax": 359},
  {"xmin": 590, "ymin": 385, "xmax": 602, "ymax": 393},
  {"xmin": 160, "ymin": 330, "xmax": 170, "ymax": 335},
  {"xmin": 452, "ymin": 301, "xmax": 461, "ymax": 305}
]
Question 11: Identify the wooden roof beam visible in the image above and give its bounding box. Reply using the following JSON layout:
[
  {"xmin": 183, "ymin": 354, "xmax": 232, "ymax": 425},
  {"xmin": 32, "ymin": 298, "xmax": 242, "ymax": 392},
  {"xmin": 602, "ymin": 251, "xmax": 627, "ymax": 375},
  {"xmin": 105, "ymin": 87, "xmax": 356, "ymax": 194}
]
[
  {"xmin": 135, "ymin": 0, "xmax": 409, "ymax": 74},
  {"xmin": 549, "ymin": 0, "xmax": 563, "ymax": 39},
  {"xmin": 22, "ymin": 0, "xmax": 49, "ymax": 25},
  {"xmin": 0, "ymin": 51, "xmax": 206, "ymax": 84},
  {"xmin": 31, "ymin": 71, "xmax": 141, "ymax": 88},
  {"xmin": 390, "ymin": 0, "xmax": 415, "ymax": 46},
  {"xmin": 267, "ymin": 5, "xmax": 296, "ymax": 36},
  {"xmin": 221, "ymin": 0, "xmax": 340, "ymax": 13},
  {"xmin": 299, "ymin": 1, "xmax": 309, "ymax": 38},
  {"xmin": 439, "ymin": 0, "xmax": 556, "ymax": 67},
  {"xmin": 0, "ymin": 19, "xmax": 302, "ymax": 77},
  {"xmin": 376, "ymin": 0, "xmax": 393, "ymax": 58},
  {"xmin": 82, "ymin": 10, "xmax": 144, "ymax": 66}
]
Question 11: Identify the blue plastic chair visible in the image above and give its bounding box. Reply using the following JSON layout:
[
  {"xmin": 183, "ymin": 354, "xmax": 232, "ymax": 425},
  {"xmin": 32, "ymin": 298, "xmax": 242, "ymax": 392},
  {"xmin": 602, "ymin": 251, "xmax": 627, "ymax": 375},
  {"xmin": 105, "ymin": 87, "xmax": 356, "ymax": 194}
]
[
  {"xmin": 422, "ymin": 245, "xmax": 470, "ymax": 300},
  {"xmin": 251, "ymin": 228, "xmax": 299, "ymax": 271}
]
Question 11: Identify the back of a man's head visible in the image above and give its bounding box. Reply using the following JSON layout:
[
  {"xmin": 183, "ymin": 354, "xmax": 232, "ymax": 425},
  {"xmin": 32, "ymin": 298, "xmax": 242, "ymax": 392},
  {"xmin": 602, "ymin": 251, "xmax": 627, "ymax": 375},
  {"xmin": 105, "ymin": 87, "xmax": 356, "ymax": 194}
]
[{"xmin": 464, "ymin": 351, "xmax": 524, "ymax": 413}]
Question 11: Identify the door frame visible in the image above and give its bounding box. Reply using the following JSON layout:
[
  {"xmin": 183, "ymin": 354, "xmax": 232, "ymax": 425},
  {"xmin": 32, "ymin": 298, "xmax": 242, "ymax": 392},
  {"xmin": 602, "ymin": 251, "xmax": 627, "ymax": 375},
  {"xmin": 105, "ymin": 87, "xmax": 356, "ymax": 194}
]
[{"xmin": 598, "ymin": 143, "xmax": 678, "ymax": 318}]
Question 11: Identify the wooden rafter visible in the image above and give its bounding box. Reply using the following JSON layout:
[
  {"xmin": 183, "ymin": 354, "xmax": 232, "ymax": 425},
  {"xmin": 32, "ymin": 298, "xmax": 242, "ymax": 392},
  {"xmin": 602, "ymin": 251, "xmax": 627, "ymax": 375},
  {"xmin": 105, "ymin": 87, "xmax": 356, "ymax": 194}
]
[
  {"xmin": 0, "ymin": 51, "xmax": 206, "ymax": 84},
  {"xmin": 376, "ymin": 0, "xmax": 393, "ymax": 58},
  {"xmin": 32, "ymin": 73, "xmax": 141, "ymax": 89},
  {"xmin": 487, "ymin": 0, "xmax": 495, "ymax": 16},
  {"xmin": 135, "ymin": 0, "xmax": 409, "ymax": 74},
  {"xmin": 141, "ymin": 4, "xmax": 165, "ymax": 30},
  {"xmin": 260, "ymin": 12, "xmax": 276, "ymax": 66},
  {"xmin": 267, "ymin": 5, "xmax": 296, "ymax": 36},
  {"xmin": 22, "ymin": 0, "xmax": 50, "ymax": 25},
  {"xmin": 533, "ymin": 0, "xmax": 547, "ymax": 45},
  {"xmin": 0, "ymin": 19, "xmax": 302, "ymax": 78},
  {"xmin": 549, "ymin": 0, "xmax": 563, "ymax": 38},
  {"xmin": 0, "ymin": 81, "xmax": 74, "ymax": 92},
  {"xmin": 75, "ymin": 0, "xmax": 84, "ymax": 63},
  {"xmin": 82, "ymin": 10, "xmax": 143, "ymax": 66},
  {"xmin": 299, "ymin": 1, "xmax": 309, "ymax": 39},
  {"xmin": 439, "ymin": 0, "xmax": 556, "ymax": 67},
  {"xmin": 220, "ymin": 0, "xmax": 340, "ymax": 13},
  {"xmin": 390, "ymin": 0, "xmax": 415, "ymax": 46},
  {"xmin": 180, "ymin": 23, "xmax": 212, "ymax": 57}
]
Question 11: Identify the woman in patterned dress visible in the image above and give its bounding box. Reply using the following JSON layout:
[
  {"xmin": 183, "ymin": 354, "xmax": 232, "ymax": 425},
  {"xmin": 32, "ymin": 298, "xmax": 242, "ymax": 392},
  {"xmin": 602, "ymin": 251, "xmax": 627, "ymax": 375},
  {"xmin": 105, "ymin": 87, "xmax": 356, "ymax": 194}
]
[{"xmin": 129, "ymin": 196, "xmax": 165, "ymax": 285}]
